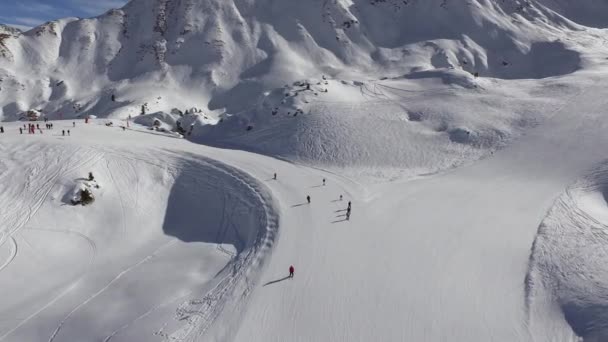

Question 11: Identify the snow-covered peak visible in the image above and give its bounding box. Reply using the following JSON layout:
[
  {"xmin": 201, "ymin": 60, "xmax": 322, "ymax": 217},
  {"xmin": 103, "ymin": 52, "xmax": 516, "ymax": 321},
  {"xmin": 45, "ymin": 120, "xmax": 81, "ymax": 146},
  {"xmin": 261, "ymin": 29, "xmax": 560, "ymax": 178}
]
[
  {"xmin": 0, "ymin": 0, "xmax": 601, "ymax": 122},
  {"xmin": 0, "ymin": 25, "xmax": 22, "ymax": 36}
]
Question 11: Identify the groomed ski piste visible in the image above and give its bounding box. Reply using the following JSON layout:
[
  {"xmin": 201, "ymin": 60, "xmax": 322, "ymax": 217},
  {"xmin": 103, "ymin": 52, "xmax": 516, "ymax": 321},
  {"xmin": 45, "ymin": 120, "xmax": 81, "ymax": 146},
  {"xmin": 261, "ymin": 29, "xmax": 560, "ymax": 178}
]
[
  {"xmin": 1, "ymin": 0, "xmax": 608, "ymax": 341},
  {"xmin": 0, "ymin": 65, "xmax": 607, "ymax": 341}
]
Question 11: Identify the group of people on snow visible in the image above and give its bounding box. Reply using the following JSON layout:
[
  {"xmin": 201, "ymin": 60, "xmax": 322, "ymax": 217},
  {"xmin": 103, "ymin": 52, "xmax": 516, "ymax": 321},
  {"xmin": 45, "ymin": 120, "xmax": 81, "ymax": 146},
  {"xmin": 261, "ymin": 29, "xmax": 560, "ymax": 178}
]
[
  {"xmin": 6, "ymin": 120, "xmax": 78, "ymax": 136},
  {"xmin": 271, "ymin": 173, "xmax": 353, "ymax": 280},
  {"xmin": 23, "ymin": 123, "xmax": 42, "ymax": 134}
]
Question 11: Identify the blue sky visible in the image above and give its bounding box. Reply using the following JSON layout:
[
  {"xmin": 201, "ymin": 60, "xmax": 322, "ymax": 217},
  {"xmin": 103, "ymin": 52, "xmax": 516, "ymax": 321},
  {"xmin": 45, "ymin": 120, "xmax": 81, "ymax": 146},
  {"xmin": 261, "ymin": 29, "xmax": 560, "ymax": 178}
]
[{"xmin": 0, "ymin": 0, "xmax": 129, "ymax": 31}]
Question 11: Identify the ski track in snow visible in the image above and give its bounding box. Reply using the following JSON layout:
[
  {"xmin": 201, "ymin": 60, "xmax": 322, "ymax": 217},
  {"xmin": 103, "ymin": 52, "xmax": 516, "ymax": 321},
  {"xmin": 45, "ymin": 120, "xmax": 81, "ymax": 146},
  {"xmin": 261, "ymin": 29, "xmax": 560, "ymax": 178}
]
[
  {"xmin": 47, "ymin": 240, "xmax": 179, "ymax": 342},
  {"xmin": 0, "ymin": 149, "xmax": 104, "ymax": 247},
  {"xmin": 103, "ymin": 290, "xmax": 194, "ymax": 342},
  {"xmin": 526, "ymin": 162, "xmax": 608, "ymax": 340},
  {"xmin": 0, "ymin": 139, "xmax": 279, "ymax": 342},
  {"xmin": 0, "ymin": 24, "xmax": 607, "ymax": 340},
  {"xmin": 162, "ymin": 157, "xmax": 279, "ymax": 342},
  {"xmin": 0, "ymin": 237, "xmax": 17, "ymax": 273},
  {"xmin": 105, "ymin": 157, "xmax": 128, "ymax": 238},
  {"xmin": 0, "ymin": 228, "xmax": 97, "ymax": 341}
]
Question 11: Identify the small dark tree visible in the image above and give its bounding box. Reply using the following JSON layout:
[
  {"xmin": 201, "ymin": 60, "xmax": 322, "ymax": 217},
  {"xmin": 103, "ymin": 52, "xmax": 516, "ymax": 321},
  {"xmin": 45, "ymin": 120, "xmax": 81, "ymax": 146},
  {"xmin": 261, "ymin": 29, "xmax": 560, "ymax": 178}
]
[
  {"xmin": 141, "ymin": 104, "xmax": 146, "ymax": 115},
  {"xmin": 80, "ymin": 188, "xmax": 94, "ymax": 206},
  {"xmin": 88, "ymin": 172, "xmax": 94, "ymax": 181}
]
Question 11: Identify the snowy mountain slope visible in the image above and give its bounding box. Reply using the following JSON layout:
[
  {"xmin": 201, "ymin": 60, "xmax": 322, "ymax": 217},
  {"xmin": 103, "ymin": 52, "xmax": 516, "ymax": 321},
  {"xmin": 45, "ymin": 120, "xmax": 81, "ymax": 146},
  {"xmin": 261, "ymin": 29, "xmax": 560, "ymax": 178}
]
[
  {"xmin": 1, "ymin": 0, "xmax": 605, "ymax": 181},
  {"xmin": 527, "ymin": 162, "xmax": 608, "ymax": 342},
  {"xmin": 539, "ymin": 0, "xmax": 608, "ymax": 28},
  {"xmin": 0, "ymin": 70, "xmax": 607, "ymax": 342},
  {"xmin": 196, "ymin": 74, "xmax": 562, "ymax": 181},
  {"xmin": 0, "ymin": 0, "xmax": 593, "ymax": 119},
  {"xmin": 0, "ymin": 128, "xmax": 278, "ymax": 342},
  {"xmin": 0, "ymin": 22, "xmax": 607, "ymax": 342},
  {"xmin": 232, "ymin": 58, "xmax": 608, "ymax": 342}
]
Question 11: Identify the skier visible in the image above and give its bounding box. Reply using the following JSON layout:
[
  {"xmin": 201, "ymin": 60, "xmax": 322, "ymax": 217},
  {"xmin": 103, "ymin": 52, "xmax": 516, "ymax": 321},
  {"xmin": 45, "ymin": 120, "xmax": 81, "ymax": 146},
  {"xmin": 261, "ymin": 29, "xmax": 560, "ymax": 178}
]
[
  {"xmin": 73, "ymin": 122, "xmax": 75, "ymax": 128},
  {"xmin": 289, "ymin": 265, "xmax": 295, "ymax": 278},
  {"xmin": 273, "ymin": 173, "xmax": 277, "ymax": 180},
  {"xmin": 0, "ymin": 126, "xmax": 3, "ymax": 133},
  {"xmin": 67, "ymin": 130, "xmax": 70, "ymax": 136},
  {"xmin": 62, "ymin": 130, "xmax": 65, "ymax": 136},
  {"xmin": 307, "ymin": 195, "xmax": 311, "ymax": 204},
  {"xmin": 339, "ymin": 195, "xmax": 343, "ymax": 201},
  {"xmin": 88, "ymin": 172, "xmax": 94, "ymax": 181},
  {"xmin": 323, "ymin": 178, "xmax": 326, "ymax": 186},
  {"xmin": 19, "ymin": 127, "xmax": 23, "ymax": 134},
  {"xmin": 347, "ymin": 201, "xmax": 351, "ymax": 210}
]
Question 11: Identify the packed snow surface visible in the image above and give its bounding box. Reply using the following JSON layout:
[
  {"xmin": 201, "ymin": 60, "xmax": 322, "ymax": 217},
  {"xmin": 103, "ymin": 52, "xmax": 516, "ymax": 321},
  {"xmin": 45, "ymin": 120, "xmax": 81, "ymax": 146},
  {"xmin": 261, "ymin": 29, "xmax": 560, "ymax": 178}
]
[
  {"xmin": 1, "ymin": 0, "xmax": 608, "ymax": 341},
  {"xmin": 0, "ymin": 59, "xmax": 607, "ymax": 341},
  {"xmin": 0, "ymin": 123, "xmax": 279, "ymax": 342}
]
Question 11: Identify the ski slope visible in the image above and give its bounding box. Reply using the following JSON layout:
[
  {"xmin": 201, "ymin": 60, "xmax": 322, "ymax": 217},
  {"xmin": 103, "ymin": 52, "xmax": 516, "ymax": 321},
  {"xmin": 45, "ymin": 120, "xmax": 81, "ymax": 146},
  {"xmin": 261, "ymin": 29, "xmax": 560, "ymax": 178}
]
[
  {"xmin": 1, "ymin": 0, "xmax": 608, "ymax": 341},
  {"xmin": 0, "ymin": 124, "xmax": 280, "ymax": 341},
  {"xmin": 0, "ymin": 53, "xmax": 606, "ymax": 341}
]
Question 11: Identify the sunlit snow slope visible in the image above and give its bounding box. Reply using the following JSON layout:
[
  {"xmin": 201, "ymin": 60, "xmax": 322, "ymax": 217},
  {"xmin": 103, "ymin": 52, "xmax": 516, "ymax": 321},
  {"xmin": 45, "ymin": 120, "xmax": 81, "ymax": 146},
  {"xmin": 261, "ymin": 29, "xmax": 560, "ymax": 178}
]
[
  {"xmin": 0, "ymin": 0, "xmax": 600, "ymax": 177},
  {"xmin": 0, "ymin": 125, "xmax": 278, "ymax": 342},
  {"xmin": 1, "ymin": 0, "xmax": 608, "ymax": 341}
]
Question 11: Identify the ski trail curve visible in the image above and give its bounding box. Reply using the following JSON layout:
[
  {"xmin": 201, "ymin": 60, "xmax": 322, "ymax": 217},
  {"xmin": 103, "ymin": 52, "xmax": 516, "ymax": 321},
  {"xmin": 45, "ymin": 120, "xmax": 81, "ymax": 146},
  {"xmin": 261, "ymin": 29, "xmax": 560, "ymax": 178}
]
[
  {"xmin": 0, "ymin": 237, "xmax": 17, "ymax": 273},
  {"xmin": 156, "ymin": 154, "xmax": 279, "ymax": 342}
]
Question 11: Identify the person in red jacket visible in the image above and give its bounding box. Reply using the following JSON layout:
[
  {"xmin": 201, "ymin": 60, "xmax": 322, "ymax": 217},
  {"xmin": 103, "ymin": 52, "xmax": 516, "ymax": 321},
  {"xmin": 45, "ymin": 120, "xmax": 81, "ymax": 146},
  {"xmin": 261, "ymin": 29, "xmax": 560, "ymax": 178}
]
[{"xmin": 289, "ymin": 265, "xmax": 295, "ymax": 278}]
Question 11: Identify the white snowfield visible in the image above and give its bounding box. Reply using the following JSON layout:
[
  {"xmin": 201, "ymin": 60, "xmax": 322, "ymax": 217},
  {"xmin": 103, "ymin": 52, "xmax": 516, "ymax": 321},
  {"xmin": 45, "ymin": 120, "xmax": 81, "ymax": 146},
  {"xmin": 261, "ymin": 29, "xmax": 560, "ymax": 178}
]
[
  {"xmin": 0, "ymin": 64, "xmax": 607, "ymax": 342},
  {"xmin": 1, "ymin": 0, "xmax": 608, "ymax": 341},
  {"xmin": 1, "ymin": 0, "xmax": 606, "ymax": 183}
]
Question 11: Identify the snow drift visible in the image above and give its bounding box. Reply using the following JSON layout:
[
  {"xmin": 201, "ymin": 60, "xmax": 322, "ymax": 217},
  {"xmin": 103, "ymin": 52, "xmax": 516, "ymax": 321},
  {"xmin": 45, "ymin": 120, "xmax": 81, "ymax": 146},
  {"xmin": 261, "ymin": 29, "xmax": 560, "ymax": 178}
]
[{"xmin": 527, "ymin": 162, "xmax": 608, "ymax": 341}]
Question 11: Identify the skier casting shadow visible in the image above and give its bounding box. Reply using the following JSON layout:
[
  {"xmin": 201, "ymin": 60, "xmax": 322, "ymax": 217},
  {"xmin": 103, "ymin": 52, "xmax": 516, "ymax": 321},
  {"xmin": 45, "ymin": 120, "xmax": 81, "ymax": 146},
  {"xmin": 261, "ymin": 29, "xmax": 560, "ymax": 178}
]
[{"xmin": 263, "ymin": 265, "xmax": 295, "ymax": 286}]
